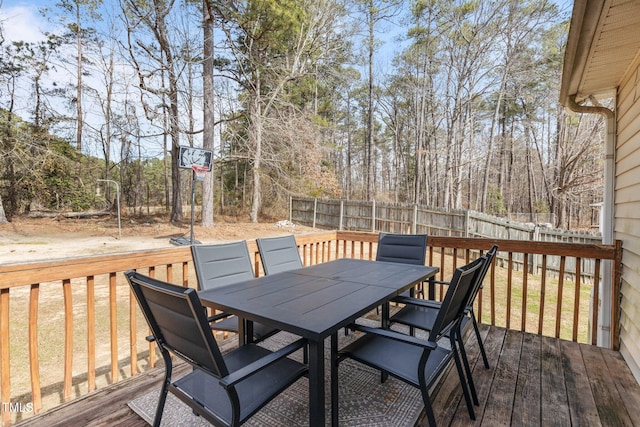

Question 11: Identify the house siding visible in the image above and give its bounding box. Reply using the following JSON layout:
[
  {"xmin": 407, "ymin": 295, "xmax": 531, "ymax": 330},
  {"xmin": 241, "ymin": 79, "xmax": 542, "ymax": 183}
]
[{"xmin": 616, "ymin": 60, "xmax": 640, "ymax": 382}]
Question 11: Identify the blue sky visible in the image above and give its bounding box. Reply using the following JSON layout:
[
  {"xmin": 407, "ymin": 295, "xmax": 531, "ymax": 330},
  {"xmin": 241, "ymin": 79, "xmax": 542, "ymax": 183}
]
[{"xmin": 2, "ymin": 0, "xmax": 575, "ymax": 47}]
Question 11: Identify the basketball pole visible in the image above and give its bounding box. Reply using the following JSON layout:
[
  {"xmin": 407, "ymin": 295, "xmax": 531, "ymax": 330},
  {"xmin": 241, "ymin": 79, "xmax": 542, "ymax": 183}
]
[
  {"xmin": 190, "ymin": 168, "xmax": 197, "ymax": 244},
  {"xmin": 171, "ymin": 146, "xmax": 212, "ymax": 246}
]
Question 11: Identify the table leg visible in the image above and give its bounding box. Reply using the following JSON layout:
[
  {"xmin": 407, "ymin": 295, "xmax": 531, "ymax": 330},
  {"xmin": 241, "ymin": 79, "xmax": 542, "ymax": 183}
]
[
  {"xmin": 428, "ymin": 276, "xmax": 436, "ymax": 300},
  {"xmin": 245, "ymin": 319, "xmax": 254, "ymax": 344},
  {"xmin": 237, "ymin": 318, "xmax": 247, "ymax": 346},
  {"xmin": 308, "ymin": 339, "xmax": 324, "ymax": 427},
  {"xmin": 330, "ymin": 333, "xmax": 338, "ymax": 427},
  {"xmin": 381, "ymin": 304, "xmax": 389, "ymax": 383},
  {"xmin": 382, "ymin": 302, "xmax": 390, "ymax": 329}
]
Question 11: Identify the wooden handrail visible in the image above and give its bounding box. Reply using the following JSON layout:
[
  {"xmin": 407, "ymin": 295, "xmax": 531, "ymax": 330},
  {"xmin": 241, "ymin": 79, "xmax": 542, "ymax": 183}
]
[{"xmin": 0, "ymin": 230, "xmax": 622, "ymax": 426}]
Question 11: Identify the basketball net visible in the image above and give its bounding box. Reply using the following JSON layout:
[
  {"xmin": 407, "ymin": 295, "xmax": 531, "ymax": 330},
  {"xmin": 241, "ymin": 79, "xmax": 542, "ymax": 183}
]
[{"xmin": 192, "ymin": 165, "xmax": 209, "ymax": 182}]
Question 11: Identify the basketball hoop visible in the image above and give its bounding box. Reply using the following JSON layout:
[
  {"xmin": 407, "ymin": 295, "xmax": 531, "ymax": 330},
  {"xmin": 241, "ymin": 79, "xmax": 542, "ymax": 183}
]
[{"xmin": 192, "ymin": 164, "xmax": 209, "ymax": 182}]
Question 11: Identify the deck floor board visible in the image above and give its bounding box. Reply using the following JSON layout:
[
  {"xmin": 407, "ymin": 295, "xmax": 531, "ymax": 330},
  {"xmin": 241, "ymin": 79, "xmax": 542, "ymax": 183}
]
[{"xmin": 15, "ymin": 325, "xmax": 640, "ymax": 427}]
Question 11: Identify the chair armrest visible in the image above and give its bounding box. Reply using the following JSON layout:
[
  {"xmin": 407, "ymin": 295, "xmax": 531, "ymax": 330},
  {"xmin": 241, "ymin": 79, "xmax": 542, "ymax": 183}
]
[
  {"xmin": 392, "ymin": 295, "xmax": 441, "ymax": 309},
  {"xmin": 431, "ymin": 280, "xmax": 451, "ymax": 286},
  {"xmin": 348, "ymin": 324, "xmax": 437, "ymax": 350},
  {"xmin": 219, "ymin": 338, "xmax": 307, "ymax": 388}
]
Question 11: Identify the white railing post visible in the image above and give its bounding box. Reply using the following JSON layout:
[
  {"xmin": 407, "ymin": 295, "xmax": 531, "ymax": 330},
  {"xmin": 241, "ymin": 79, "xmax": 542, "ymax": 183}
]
[{"xmin": 339, "ymin": 200, "xmax": 344, "ymax": 231}]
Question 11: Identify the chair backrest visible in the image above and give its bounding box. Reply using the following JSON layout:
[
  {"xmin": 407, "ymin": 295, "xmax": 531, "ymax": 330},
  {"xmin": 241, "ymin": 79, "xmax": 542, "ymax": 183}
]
[
  {"xmin": 125, "ymin": 270, "xmax": 228, "ymax": 378},
  {"xmin": 428, "ymin": 256, "xmax": 484, "ymax": 341},
  {"xmin": 465, "ymin": 244, "xmax": 498, "ymax": 308},
  {"xmin": 256, "ymin": 235, "xmax": 303, "ymax": 275},
  {"xmin": 191, "ymin": 241, "xmax": 255, "ymax": 291},
  {"xmin": 375, "ymin": 233, "xmax": 428, "ymax": 265}
]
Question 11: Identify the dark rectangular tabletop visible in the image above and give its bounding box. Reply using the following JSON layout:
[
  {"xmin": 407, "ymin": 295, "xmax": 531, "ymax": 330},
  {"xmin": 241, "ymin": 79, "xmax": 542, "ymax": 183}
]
[
  {"xmin": 198, "ymin": 258, "xmax": 438, "ymax": 427},
  {"xmin": 198, "ymin": 258, "xmax": 438, "ymax": 341}
]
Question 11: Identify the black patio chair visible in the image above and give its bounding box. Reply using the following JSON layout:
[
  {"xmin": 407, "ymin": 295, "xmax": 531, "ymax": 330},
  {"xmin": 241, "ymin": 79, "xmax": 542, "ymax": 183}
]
[
  {"xmin": 256, "ymin": 235, "xmax": 303, "ymax": 275},
  {"xmin": 191, "ymin": 241, "xmax": 279, "ymax": 343},
  {"xmin": 335, "ymin": 256, "xmax": 484, "ymax": 427},
  {"xmin": 125, "ymin": 270, "xmax": 308, "ymax": 427},
  {"xmin": 372, "ymin": 233, "xmax": 429, "ymax": 321},
  {"xmin": 391, "ymin": 244, "xmax": 498, "ymax": 370},
  {"xmin": 376, "ymin": 232, "xmax": 428, "ymax": 298}
]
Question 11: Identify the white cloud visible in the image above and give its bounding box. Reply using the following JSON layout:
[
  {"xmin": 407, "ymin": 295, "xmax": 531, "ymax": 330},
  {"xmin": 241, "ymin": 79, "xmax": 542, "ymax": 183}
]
[{"xmin": 1, "ymin": 4, "xmax": 50, "ymax": 44}]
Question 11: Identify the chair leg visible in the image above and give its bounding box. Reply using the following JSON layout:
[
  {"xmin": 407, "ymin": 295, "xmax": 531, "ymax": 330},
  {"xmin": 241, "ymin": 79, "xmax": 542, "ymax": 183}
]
[
  {"xmin": 451, "ymin": 339, "xmax": 476, "ymax": 420},
  {"xmin": 471, "ymin": 311, "xmax": 490, "ymax": 369},
  {"xmin": 420, "ymin": 389, "xmax": 437, "ymax": 426},
  {"xmin": 153, "ymin": 351, "xmax": 173, "ymax": 427},
  {"xmin": 456, "ymin": 328, "xmax": 479, "ymax": 406}
]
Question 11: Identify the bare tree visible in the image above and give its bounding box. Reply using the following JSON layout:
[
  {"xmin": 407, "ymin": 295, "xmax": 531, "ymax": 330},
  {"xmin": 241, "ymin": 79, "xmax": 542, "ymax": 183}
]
[
  {"xmin": 214, "ymin": 0, "xmax": 346, "ymax": 222},
  {"xmin": 48, "ymin": 0, "xmax": 103, "ymax": 154},
  {"xmin": 201, "ymin": 0, "xmax": 215, "ymax": 226},
  {"xmin": 123, "ymin": 0, "xmax": 183, "ymax": 221}
]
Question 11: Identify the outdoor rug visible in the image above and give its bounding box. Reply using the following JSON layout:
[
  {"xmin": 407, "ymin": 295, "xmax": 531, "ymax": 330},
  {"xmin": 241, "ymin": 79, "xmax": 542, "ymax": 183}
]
[{"xmin": 128, "ymin": 319, "xmax": 426, "ymax": 426}]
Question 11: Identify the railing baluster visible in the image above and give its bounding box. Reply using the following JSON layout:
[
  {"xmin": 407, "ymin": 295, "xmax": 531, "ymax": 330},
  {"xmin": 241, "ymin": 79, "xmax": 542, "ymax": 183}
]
[
  {"xmin": 1, "ymin": 287, "xmax": 9, "ymax": 426},
  {"xmin": 63, "ymin": 278, "xmax": 73, "ymax": 401},
  {"xmin": 522, "ymin": 254, "xmax": 529, "ymax": 332},
  {"xmin": 130, "ymin": 285, "xmax": 137, "ymax": 377},
  {"xmin": 182, "ymin": 262, "xmax": 189, "ymax": 287},
  {"xmin": 29, "ymin": 284, "xmax": 41, "ymax": 413},
  {"xmin": 490, "ymin": 256, "xmax": 496, "ymax": 326},
  {"xmin": 592, "ymin": 259, "xmax": 601, "ymax": 345},
  {"xmin": 556, "ymin": 257, "xmax": 566, "ymax": 338},
  {"xmin": 538, "ymin": 255, "xmax": 548, "ymax": 335},
  {"xmin": 109, "ymin": 272, "xmax": 118, "ymax": 383},
  {"xmin": 436, "ymin": 248, "xmax": 444, "ymax": 299},
  {"xmin": 573, "ymin": 258, "xmax": 582, "ymax": 341},
  {"xmin": 301, "ymin": 244, "xmax": 307, "ymax": 266},
  {"xmin": 452, "ymin": 248, "xmax": 458, "ymax": 271},
  {"xmin": 87, "ymin": 276, "xmax": 96, "ymax": 393},
  {"xmin": 507, "ymin": 252, "xmax": 513, "ymax": 330},
  {"xmin": 148, "ymin": 267, "xmax": 156, "ymax": 368},
  {"xmin": 166, "ymin": 264, "xmax": 173, "ymax": 283}
]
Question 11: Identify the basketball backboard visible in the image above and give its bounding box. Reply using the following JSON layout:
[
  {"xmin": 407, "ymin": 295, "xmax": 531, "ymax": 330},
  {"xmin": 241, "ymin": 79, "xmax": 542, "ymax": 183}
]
[{"xmin": 178, "ymin": 146, "xmax": 213, "ymax": 171}]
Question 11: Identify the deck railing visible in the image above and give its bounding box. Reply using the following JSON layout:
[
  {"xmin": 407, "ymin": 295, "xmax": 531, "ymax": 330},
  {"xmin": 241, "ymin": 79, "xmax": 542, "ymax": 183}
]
[{"xmin": 0, "ymin": 231, "xmax": 622, "ymax": 425}]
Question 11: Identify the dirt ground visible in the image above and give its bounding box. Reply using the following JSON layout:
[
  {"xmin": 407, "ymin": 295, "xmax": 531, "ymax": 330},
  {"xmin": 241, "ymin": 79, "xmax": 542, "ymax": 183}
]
[{"xmin": 0, "ymin": 214, "xmax": 316, "ymax": 264}]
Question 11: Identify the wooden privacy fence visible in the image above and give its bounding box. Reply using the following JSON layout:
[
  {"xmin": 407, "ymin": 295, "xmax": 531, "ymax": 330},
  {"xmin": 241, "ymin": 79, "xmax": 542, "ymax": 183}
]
[
  {"xmin": 0, "ymin": 231, "xmax": 622, "ymax": 426},
  {"xmin": 291, "ymin": 197, "xmax": 603, "ymax": 280}
]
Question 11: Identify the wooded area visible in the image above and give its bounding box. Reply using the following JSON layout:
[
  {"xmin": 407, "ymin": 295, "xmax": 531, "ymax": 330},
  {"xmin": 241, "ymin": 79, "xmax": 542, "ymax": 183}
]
[{"xmin": 0, "ymin": 0, "xmax": 604, "ymax": 229}]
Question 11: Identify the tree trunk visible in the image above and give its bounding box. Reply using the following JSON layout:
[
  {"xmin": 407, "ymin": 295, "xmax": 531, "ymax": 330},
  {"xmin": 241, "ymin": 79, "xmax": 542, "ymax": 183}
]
[
  {"xmin": 366, "ymin": 7, "xmax": 375, "ymax": 201},
  {"xmin": 201, "ymin": 0, "xmax": 215, "ymax": 226},
  {"xmin": 481, "ymin": 70, "xmax": 508, "ymax": 212},
  {"xmin": 250, "ymin": 99, "xmax": 262, "ymax": 223},
  {"xmin": 152, "ymin": 1, "xmax": 182, "ymax": 222},
  {"xmin": 346, "ymin": 94, "xmax": 352, "ymax": 200},
  {"xmin": 75, "ymin": 3, "xmax": 83, "ymax": 153},
  {"xmin": 0, "ymin": 195, "xmax": 7, "ymax": 224}
]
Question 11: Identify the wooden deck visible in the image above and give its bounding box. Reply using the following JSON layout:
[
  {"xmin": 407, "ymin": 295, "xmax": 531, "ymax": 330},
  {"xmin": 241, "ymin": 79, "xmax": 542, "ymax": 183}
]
[{"xmin": 15, "ymin": 325, "xmax": 640, "ymax": 427}]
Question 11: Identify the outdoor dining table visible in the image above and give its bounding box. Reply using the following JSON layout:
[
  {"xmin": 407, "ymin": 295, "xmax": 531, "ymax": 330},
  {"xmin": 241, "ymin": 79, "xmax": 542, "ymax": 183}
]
[{"xmin": 198, "ymin": 257, "xmax": 438, "ymax": 427}]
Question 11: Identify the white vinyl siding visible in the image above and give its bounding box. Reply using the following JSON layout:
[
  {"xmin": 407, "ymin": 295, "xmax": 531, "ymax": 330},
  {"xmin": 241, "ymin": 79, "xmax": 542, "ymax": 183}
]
[{"xmin": 616, "ymin": 60, "xmax": 640, "ymax": 382}]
